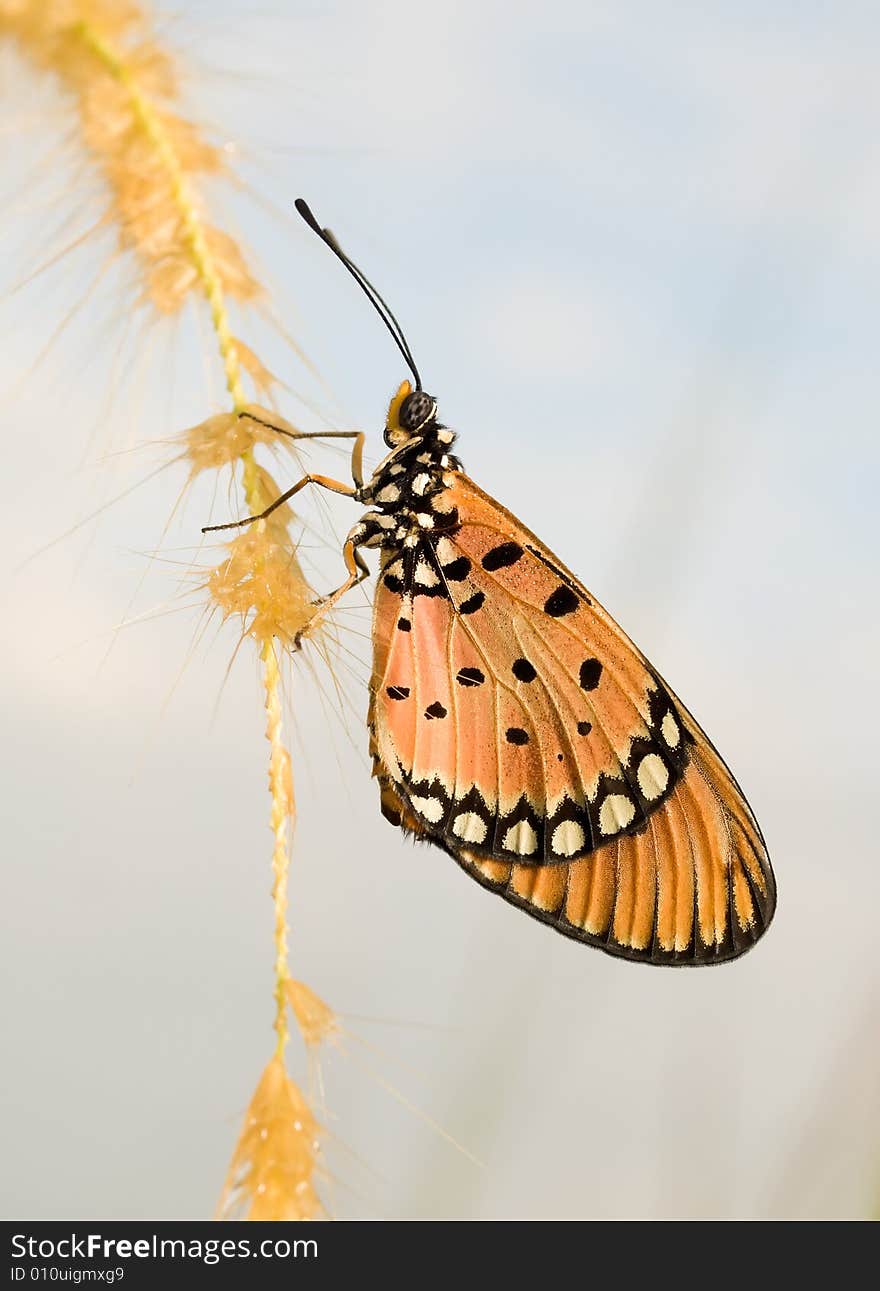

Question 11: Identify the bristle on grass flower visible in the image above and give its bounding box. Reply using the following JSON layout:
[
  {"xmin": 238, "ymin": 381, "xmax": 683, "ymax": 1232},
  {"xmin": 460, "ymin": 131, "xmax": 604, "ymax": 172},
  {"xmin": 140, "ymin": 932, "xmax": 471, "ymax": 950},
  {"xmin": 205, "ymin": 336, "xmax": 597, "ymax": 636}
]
[{"xmin": 2, "ymin": 0, "xmax": 335, "ymax": 1220}]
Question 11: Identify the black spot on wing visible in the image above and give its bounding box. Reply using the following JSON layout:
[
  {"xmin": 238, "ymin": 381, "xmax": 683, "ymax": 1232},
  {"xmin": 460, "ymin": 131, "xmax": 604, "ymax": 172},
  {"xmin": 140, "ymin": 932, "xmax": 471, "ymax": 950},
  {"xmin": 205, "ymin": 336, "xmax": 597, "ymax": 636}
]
[
  {"xmin": 505, "ymin": 727, "xmax": 529, "ymax": 746},
  {"xmin": 459, "ymin": 591, "xmax": 485, "ymax": 615},
  {"xmin": 397, "ymin": 617, "xmax": 411, "ymax": 632},
  {"xmin": 425, "ymin": 701, "xmax": 448, "ymax": 720},
  {"xmin": 442, "ymin": 556, "xmax": 471, "ymax": 581},
  {"xmin": 512, "ymin": 658, "xmax": 537, "ymax": 682},
  {"xmin": 579, "ymin": 658, "xmax": 603, "ymax": 690},
  {"xmin": 577, "ymin": 720, "xmax": 593, "ymax": 736},
  {"xmin": 386, "ymin": 686, "xmax": 410, "ymax": 701},
  {"xmin": 384, "ymin": 573, "xmax": 404, "ymax": 594},
  {"xmin": 481, "ymin": 542, "xmax": 524, "ymax": 571},
  {"xmin": 456, "ymin": 667, "xmax": 485, "ymax": 687},
  {"xmin": 544, "ymin": 585, "xmax": 579, "ymax": 617},
  {"xmin": 434, "ymin": 505, "xmax": 459, "ymax": 530}
]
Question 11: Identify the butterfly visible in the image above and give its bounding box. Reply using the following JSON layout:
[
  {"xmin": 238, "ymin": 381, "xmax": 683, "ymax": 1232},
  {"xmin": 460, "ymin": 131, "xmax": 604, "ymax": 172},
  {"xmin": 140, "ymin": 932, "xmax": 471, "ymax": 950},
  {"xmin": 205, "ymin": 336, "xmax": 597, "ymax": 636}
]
[{"xmin": 206, "ymin": 199, "xmax": 776, "ymax": 966}]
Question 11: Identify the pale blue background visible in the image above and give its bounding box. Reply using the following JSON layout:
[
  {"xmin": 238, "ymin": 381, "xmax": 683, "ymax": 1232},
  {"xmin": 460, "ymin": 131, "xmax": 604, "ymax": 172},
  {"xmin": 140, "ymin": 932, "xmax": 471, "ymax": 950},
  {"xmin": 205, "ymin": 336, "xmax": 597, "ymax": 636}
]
[{"xmin": 1, "ymin": 0, "xmax": 878, "ymax": 1218}]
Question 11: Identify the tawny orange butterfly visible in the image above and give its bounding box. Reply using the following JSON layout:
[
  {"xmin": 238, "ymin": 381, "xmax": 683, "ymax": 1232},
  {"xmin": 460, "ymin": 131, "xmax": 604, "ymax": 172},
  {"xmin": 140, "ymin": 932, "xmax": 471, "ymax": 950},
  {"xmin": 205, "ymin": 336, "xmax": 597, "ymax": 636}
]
[{"xmin": 206, "ymin": 199, "xmax": 776, "ymax": 966}]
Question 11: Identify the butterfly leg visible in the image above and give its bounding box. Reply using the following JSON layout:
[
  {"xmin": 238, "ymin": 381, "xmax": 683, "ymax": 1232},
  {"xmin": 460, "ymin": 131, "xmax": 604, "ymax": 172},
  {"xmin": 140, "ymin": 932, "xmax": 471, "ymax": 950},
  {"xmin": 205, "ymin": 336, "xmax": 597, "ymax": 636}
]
[
  {"xmin": 283, "ymin": 430, "xmax": 365, "ymax": 488},
  {"xmin": 291, "ymin": 531, "xmax": 366, "ymax": 642},
  {"xmin": 291, "ymin": 516, "xmax": 387, "ymax": 650},
  {"xmin": 237, "ymin": 411, "xmax": 366, "ymax": 488},
  {"xmin": 201, "ymin": 472, "xmax": 357, "ymax": 534}
]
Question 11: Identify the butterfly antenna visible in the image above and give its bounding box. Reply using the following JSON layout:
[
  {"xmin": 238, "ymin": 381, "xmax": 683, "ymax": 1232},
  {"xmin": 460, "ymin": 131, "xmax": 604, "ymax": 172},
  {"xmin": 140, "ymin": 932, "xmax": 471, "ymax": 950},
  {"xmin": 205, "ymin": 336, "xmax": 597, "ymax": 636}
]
[{"xmin": 295, "ymin": 197, "xmax": 422, "ymax": 391}]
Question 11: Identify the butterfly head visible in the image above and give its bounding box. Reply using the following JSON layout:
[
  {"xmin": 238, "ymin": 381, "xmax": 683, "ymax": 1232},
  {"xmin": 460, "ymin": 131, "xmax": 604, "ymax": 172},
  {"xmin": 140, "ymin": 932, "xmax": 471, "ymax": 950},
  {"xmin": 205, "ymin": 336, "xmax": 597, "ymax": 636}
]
[{"xmin": 385, "ymin": 380, "xmax": 438, "ymax": 446}]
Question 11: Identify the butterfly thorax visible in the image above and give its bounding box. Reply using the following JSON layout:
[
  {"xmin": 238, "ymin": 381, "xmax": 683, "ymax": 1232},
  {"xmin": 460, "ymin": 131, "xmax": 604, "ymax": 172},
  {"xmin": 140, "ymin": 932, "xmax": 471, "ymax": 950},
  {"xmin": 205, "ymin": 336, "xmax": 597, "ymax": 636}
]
[{"xmin": 351, "ymin": 420, "xmax": 462, "ymax": 553}]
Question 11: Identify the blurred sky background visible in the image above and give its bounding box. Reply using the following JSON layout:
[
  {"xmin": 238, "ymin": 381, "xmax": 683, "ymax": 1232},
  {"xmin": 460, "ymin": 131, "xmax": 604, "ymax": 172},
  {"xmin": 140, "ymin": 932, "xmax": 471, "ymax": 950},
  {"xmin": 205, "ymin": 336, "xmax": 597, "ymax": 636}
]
[{"xmin": 1, "ymin": 0, "xmax": 879, "ymax": 1219}]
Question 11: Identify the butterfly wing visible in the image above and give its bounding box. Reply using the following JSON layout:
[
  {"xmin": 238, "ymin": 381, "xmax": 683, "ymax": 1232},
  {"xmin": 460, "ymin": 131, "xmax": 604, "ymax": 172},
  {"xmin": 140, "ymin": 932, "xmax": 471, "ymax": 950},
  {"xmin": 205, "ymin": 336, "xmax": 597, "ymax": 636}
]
[{"xmin": 369, "ymin": 472, "xmax": 775, "ymax": 964}]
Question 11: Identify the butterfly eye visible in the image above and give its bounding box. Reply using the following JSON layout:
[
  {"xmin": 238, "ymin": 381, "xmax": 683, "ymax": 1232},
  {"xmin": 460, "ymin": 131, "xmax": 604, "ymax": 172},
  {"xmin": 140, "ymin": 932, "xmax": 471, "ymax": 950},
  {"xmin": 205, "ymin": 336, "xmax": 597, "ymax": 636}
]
[{"xmin": 399, "ymin": 390, "xmax": 436, "ymax": 432}]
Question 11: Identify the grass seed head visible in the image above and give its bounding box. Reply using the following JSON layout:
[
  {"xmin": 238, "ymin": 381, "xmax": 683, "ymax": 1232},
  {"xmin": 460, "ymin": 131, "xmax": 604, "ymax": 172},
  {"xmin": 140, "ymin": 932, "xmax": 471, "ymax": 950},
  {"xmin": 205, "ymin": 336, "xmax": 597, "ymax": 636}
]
[{"xmin": 218, "ymin": 1055, "xmax": 322, "ymax": 1222}]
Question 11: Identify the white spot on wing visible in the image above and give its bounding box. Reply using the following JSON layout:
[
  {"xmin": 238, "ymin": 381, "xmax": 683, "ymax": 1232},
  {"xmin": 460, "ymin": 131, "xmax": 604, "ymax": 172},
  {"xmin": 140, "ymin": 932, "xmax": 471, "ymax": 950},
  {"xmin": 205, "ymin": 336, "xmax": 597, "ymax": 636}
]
[
  {"xmin": 661, "ymin": 712, "xmax": 680, "ymax": 748},
  {"xmin": 411, "ymin": 473, "xmax": 431, "ymax": 496},
  {"xmin": 414, "ymin": 558, "xmax": 439, "ymax": 586},
  {"xmin": 502, "ymin": 819, "xmax": 538, "ymax": 856},
  {"xmin": 453, "ymin": 812, "xmax": 488, "ymax": 844},
  {"xmin": 411, "ymin": 794, "xmax": 445, "ymax": 824},
  {"xmin": 377, "ymin": 483, "xmax": 401, "ymax": 504},
  {"xmin": 599, "ymin": 794, "xmax": 636, "ymax": 836},
  {"xmin": 551, "ymin": 819, "xmax": 585, "ymax": 857},
  {"xmin": 436, "ymin": 536, "xmax": 457, "ymax": 564},
  {"xmin": 637, "ymin": 753, "xmax": 669, "ymax": 801}
]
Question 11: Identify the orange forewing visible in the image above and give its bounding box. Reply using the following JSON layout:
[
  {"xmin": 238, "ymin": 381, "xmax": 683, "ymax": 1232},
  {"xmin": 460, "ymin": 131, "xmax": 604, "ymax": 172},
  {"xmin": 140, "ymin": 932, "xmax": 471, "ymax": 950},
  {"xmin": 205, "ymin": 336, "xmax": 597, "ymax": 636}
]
[{"xmin": 368, "ymin": 473, "xmax": 775, "ymax": 964}]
